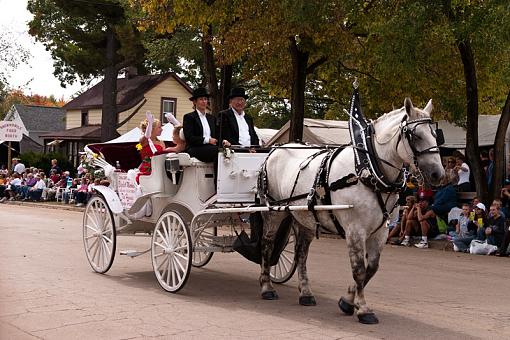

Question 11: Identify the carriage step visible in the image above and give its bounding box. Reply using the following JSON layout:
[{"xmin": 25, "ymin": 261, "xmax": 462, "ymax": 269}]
[{"xmin": 120, "ymin": 249, "xmax": 150, "ymax": 258}]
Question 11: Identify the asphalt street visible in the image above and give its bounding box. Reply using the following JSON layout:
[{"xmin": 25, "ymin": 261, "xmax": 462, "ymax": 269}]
[{"xmin": 1, "ymin": 205, "xmax": 509, "ymax": 339}]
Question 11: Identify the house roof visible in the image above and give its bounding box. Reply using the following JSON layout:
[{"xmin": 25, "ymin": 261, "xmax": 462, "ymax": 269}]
[
  {"xmin": 63, "ymin": 73, "xmax": 193, "ymax": 112},
  {"xmin": 39, "ymin": 125, "xmax": 101, "ymax": 141},
  {"xmin": 13, "ymin": 104, "xmax": 66, "ymax": 132}
]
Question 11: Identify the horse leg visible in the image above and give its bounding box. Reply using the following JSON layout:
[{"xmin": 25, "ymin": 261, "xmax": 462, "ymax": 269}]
[
  {"xmin": 294, "ymin": 223, "xmax": 316, "ymax": 306},
  {"xmin": 363, "ymin": 228, "xmax": 387, "ymax": 288},
  {"xmin": 259, "ymin": 212, "xmax": 285, "ymax": 300},
  {"xmin": 339, "ymin": 234, "xmax": 379, "ymax": 324}
]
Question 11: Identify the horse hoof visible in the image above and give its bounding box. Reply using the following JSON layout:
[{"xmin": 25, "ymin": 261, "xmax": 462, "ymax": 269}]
[
  {"xmin": 358, "ymin": 312, "xmax": 379, "ymax": 324},
  {"xmin": 299, "ymin": 295, "xmax": 316, "ymax": 306},
  {"xmin": 338, "ymin": 297, "xmax": 355, "ymax": 315},
  {"xmin": 261, "ymin": 291, "xmax": 279, "ymax": 300}
]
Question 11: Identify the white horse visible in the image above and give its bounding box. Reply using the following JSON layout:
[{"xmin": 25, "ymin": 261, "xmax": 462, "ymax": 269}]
[{"xmin": 258, "ymin": 98, "xmax": 445, "ymax": 324}]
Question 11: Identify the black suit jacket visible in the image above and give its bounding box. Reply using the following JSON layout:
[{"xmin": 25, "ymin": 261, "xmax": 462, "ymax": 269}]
[
  {"xmin": 218, "ymin": 108, "xmax": 259, "ymax": 147},
  {"xmin": 183, "ymin": 110, "xmax": 217, "ymax": 147}
]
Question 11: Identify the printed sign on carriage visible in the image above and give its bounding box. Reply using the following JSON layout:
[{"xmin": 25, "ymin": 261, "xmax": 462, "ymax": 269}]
[{"xmin": 117, "ymin": 173, "xmax": 136, "ymax": 209}]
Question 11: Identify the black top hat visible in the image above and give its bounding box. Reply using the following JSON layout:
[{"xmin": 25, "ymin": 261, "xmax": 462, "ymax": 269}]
[
  {"xmin": 228, "ymin": 87, "xmax": 249, "ymax": 100},
  {"xmin": 189, "ymin": 87, "xmax": 210, "ymax": 101}
]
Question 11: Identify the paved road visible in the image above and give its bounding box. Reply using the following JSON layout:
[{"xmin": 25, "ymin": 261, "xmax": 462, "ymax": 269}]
[{"xmin": 1, "ymin": 205, "xmax": 509, "ymax": 339}]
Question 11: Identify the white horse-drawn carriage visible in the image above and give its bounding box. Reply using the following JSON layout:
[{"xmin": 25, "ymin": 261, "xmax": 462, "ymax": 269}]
[
  {"xmin": 82, "ymin": 143, "xmax": 352, "ymax": 293},
  {"xmin": 83, "ymin": 85, "xmax": 445, "ymax": 324}
]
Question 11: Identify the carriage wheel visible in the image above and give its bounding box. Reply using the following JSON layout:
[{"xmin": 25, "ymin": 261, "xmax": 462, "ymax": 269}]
[
  {"xmin": 151, "ymin": 211, "xmax": 192, "ymax": 293},
  {"xmin": 192, "ymin": 227, "xmax": 216, "ymax": 267},
  {"xmin": 83, "ymin": 196, "xmax": 116, "ymax": 274},
  {"xmin": 270, "ymin": 223, "xmax": 298, "ymax": 284}
]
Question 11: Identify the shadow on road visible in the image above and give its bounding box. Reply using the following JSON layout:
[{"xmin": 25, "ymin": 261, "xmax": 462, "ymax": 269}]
[{"xmin": 100, "ymin": 266, "xmax": 477, "ymax": 340}]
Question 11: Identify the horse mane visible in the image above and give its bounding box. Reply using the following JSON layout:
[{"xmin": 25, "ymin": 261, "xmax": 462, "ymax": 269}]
[{"xmin": 373, "ymin": 102, "xmax": 431, "ymax": 141}]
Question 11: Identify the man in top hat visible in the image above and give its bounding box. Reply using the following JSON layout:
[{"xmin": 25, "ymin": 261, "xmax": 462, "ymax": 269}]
[
  {"xmin": 182, "ymin": 87, "xmax": 218, "ymax": 163},
  {"xmin": 218, "ymin": 87, "xmax": 259, "ymax": 151}
]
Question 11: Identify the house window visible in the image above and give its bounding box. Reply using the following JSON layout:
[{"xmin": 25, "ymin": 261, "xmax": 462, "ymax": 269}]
[
  {"xmin": 81, "ymin": 110, "xmax": 89, "ymax": 126},
  {"xmin": 161, "ymin": 97, "xmax": 177, "ymax": 123}
]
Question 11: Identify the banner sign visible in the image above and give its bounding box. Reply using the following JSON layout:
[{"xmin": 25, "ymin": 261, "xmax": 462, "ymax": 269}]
[{"xmin": 0, "ymin": 120, "xmax": 24, "ymax": 142}]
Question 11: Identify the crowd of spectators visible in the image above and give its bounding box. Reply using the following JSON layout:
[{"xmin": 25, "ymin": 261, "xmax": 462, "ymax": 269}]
[
  {"xmin": 387, "ymin": 149, "xmax": 510, "ymax": 257},
  {"xmin": 0, "ymin": 158, "xmax": 105, "ymax": 207}
]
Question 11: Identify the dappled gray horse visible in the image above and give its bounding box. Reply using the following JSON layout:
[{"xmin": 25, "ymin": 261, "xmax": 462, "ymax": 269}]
[{"xmin": 258, "ymin": 98, "xmax": 444, "ymax": 324}]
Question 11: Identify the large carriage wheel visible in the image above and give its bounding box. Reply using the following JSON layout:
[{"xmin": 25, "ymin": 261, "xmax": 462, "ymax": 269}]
[
  {"xmin": 192, "ymin": 227, "xmax": 216, "ymax": 267},
  {"xmin": 151, "ymin": 211, "xmax": 192, "ymax": 293},
  {"xmin": 270, "ymin": 222, "xmax": 298, "ymax": 284},
  {"xmin": 83, "ymin": 196, "xmax": 116, "ymax": 273}
]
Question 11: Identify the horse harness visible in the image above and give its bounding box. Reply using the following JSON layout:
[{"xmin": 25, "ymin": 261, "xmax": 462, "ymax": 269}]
[
  {"xmin": 258, "ymin": 90, "xmax": 441, "ymax": 239},
  {"xmin": 348, "ymin": 88, "xmax": 441, "ymax": 235}
]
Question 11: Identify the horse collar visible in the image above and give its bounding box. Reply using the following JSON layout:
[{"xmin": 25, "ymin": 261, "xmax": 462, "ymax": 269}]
[{"xmin": 348, "ymin": 89, "xmax": 405, "ymax": 194}]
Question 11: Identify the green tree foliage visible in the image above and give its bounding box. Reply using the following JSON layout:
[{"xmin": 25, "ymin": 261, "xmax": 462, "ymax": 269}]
[
  {"xmin": 19, "ymin": 151, "xmax": 74, "ymax": 176},
  {"xmin": 348, "ymin": 0, "xmax": 510, "ymax": 201},
  {"xmin": 28, "ymin": 0, "xmax": 146, "ymax": 141}
]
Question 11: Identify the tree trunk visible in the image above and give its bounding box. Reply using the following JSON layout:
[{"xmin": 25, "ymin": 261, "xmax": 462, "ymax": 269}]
[
  {"xmin": 101, "ymin": 26, "xmax": 119, "ymax": 142},
  {"xmin": 202, "ymin": 27, "xmax": 221, "ymax": 114},
  {"xmin": 457, "ymin": 40, "xmax": 487, "ymax": 203},
  {"xmin": 490, "ymin": 90, "xmax": 510, "ymax": 200},
  {"xmin": 288, "ymin": 36, "xmax": 309, "ymax": 142},
  {"xmin": 220, "ymin": 64, "xmax": 233, "ymax": 110}
]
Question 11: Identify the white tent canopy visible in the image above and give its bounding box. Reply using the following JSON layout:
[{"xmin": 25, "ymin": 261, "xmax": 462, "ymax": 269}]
[
  {"xmin": 437, "ymin": 115, "xmax": 506, "ymax": 149},
  {"xmin": 267, "ymin": 115, "xmax": 505, "ymax": 149},
  {"xmin": 104, "ymin": 124, "xmax": 175, "ymax": 144},
  {"xmin": 267, "ymin": 118, "xmax": 350, "ymax": 146}
]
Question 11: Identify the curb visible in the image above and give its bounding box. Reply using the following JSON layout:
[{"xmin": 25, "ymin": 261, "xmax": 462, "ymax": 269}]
[{"xmin": 3, "ymin": 200, "xmax": 85, "ymax": 212}]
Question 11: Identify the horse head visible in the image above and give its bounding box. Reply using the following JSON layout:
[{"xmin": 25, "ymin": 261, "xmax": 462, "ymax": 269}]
[{"xmin": 400, "ymin": 98, "xmax": 445, "ymax": 186}]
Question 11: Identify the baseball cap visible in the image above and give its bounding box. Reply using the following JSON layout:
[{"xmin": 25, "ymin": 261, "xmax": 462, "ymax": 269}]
[{"xmin": 475, "ymin": 202, "xmax": 486, "ymax": 211}]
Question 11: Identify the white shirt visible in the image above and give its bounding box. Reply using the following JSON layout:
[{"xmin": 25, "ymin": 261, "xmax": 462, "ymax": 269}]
[
  {"xmin": 14, "ymin": 162, "xmax": 26, "ymax": 174},
  {"xmin": 232, "ymin": 108, "xmax": 251, "ymax": 147},
  {"xmin": 33, "ymin": 179, "xmax": 46, "ymax": 190},
  {"xmin": 197, "ymin": 109, "xmax": 211, "ymax": 144},
  {"xmin": 10, "ymin": 178, "xmax": 22, "ymax": 186},
  {"xmin": 457, "ymin": 162, "xmax": 470, "ymax": 185}
]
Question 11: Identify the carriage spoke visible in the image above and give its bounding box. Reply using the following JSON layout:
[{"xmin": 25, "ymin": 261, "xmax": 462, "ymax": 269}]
[
  {"xmin": 172, "ymin": 256, "xmax": 183, "ymax": 282},
  {"xmin": 156, "ymin": 229, "xmax": 169, "ymax": 248},
  {"xmin": 173, "ymin": 253, "xmax": 186, "ymax": 273}
]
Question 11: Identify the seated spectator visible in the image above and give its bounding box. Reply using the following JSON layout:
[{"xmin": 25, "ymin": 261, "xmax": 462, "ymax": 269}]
[
  {"xmin": 20, "ymin": 173, "xmax": 37, "ymax": 200},
  {"xmin": 498, "ymin": 225, "xmax": 510, "ymax": 257},
  {"xmin": 500, "ymin": 185, "xmax": 510, "ymax": 218},
  {"xmin": 87, "ymin": 178, "xmax": 101, "ymax": 200},
  {"xmin": 0, "ymin": 174, "xmax": 6, "ymax": 198},
  {"xmin": 453, "ymin": 202, "xmax": 487, "ymax": 252},
  {"xmin": 450, "ymin": 204, "xmax": 474, "ymax": 240},
  {"xmin": 401, "ymin": 197, "xmax": 438, "ymax": 248},
  {"xmin": 49, "ymin": 169, "xmax": 60, "ymax": 184},
  {"xmin": 28, "ymin": 173, "xmax": 46, "ymax": 201},
  {"xmin": 489, "ymin": 198, "xmax": 505, "ymax": 220},
  {"xmin": 4, "ymin": 173, "xmax": 22, "ymax": 201},
  {"xmin": 63, "ymin": 178, "xmax": 78, "ymax": 204},
  {"xmin": 74, "ymin": 177, "xmax": 89, "ymax": 207},
  {"xmin": 387, "ymin": 195, "xmax": 417, "ymax": 244},
  {"xmin": 477, "ymin": 204, "xmax": 506, "ymax": 248},
  {"xmin": 430, "ymin": 177, "xmax": 458, "ymax": 219}
]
